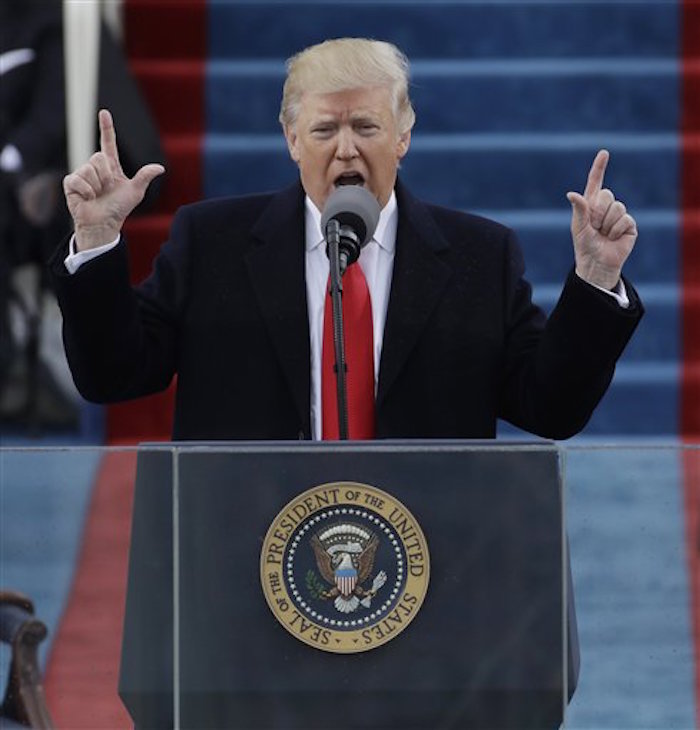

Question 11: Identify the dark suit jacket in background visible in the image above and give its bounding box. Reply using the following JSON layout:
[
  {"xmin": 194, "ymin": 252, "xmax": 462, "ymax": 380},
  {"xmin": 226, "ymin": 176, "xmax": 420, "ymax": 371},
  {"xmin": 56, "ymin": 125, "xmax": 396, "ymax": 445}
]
[
  {"xmin": 0, "ymin": 0, "xmax": 65, "ymax": 178},
  {"xmin": 49, "ymin": 180, "xmax": 643, "ymax": 441}
]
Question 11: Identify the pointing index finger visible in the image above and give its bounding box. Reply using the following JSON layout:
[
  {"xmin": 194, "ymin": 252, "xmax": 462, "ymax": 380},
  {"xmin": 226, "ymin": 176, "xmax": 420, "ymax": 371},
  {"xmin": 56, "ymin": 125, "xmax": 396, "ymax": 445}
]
[
  {"xmin": 99, "ymin": 109, "xmax": 119, "ymax": 163},
  {"xmin": 583, "ymin": 149, "xmax": 610, "ymax": 200}
]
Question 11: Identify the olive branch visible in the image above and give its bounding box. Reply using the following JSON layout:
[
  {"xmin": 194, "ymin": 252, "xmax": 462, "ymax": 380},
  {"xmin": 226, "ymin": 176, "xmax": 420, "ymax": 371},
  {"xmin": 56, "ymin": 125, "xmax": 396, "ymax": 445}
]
[{"xmin": 305, "ymin": 570, "xmax": 326, "ymax": 599}]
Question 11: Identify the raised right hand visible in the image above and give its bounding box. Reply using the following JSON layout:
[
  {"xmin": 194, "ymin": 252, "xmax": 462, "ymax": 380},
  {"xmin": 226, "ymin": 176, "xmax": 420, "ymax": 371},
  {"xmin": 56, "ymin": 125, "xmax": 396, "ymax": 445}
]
[{"xmin": 63, "ymin": 109, "xmax": 165, "ymax": 251}]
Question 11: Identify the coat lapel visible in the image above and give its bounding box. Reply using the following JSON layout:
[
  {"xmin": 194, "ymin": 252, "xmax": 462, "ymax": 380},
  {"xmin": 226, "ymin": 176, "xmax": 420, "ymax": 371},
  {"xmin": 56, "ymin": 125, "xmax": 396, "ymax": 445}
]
[
  {"xmin": 245, "ymin": 182, "xmax": 311, "ymax": 430},
  {"xmin": 377, "ymin": 182, "xmax": 453, "ymax": 406},
  {"xmin": 242, "ymin": 180, "xmax": 453, "ymax": 426}
]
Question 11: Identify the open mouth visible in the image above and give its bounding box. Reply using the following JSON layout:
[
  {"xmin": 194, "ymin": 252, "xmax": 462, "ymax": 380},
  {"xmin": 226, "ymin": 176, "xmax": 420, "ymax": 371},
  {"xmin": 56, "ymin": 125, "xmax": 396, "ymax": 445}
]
[{"xmin": 334, "ymin": 172, "xmax": 365, "ymax": 187}]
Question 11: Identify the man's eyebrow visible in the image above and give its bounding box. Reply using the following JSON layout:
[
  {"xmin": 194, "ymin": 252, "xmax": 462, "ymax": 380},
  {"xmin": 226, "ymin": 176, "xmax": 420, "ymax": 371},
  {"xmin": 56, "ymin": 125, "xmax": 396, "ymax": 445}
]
[
  {"xmin": 350, "ymin": 112, "xmax": 380, "ymax": 122},
  {"xmin": 307, "ymin": 110, "xmax": 380, "ymax": 126},
  {"xmin": 309, "ymin": 113, "xmax": 338, "ymax": 124}
]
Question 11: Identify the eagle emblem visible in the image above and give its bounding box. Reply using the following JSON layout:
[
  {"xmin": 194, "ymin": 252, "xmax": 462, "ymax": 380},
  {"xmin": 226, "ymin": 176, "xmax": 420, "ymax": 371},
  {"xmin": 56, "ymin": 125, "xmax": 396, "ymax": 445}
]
[{"xmin": 310, "ymin": 523, "xmax": 387, "ymax": 614}]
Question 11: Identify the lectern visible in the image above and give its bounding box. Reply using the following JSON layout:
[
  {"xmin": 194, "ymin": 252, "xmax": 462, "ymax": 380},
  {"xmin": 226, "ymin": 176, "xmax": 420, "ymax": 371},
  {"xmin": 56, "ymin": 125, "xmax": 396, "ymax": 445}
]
[{"xmin": 119, "ymin": 441, "xmax": 578, "ymax": 729}]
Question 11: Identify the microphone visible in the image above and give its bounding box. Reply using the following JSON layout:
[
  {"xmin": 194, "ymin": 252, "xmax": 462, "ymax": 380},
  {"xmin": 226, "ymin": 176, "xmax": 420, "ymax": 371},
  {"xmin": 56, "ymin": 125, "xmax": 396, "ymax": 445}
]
[{"xmin": 321, "ymin": 185, "xmax": 381, "ymax": 274}]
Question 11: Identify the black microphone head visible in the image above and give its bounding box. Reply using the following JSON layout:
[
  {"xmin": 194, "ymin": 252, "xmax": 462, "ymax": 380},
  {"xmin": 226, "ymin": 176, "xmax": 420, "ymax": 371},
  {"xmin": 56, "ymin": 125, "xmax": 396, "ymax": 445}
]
[{"xmin": 320, "ymin": 185, "xmax": 381, "ymax": 248}]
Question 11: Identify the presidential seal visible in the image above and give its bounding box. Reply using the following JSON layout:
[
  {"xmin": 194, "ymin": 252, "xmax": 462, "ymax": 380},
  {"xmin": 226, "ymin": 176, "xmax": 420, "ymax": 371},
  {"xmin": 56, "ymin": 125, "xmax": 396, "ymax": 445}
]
[{"xmin": 260, "ymin": 482, "xmax": 430, "ymax": 653}]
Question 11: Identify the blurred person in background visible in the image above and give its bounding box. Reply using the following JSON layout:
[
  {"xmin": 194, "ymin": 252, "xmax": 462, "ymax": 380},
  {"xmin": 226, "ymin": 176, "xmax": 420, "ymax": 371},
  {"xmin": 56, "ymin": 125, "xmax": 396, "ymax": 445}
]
[
  {"xmin": 1, "ymin": 0, "xmax": 165, "ymax": 433},
  {"xmin": 0, "ymin": 0, "xmax": 78, "ymax": 429}
]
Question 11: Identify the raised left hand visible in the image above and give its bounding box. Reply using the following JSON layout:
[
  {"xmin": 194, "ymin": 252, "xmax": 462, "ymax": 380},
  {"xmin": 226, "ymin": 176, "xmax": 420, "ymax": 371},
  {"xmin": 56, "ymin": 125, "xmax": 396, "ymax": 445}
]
[{"xmin": 567, "ymin": 150, "xmax": 638, "ymax": 290}]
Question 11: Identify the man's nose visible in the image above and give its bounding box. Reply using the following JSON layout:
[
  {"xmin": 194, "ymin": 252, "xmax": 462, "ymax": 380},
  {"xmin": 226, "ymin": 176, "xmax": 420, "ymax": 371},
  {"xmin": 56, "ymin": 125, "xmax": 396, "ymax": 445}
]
[{"xmin": 335, "ymin": 129, "xmax": 359, "ymax": 160}]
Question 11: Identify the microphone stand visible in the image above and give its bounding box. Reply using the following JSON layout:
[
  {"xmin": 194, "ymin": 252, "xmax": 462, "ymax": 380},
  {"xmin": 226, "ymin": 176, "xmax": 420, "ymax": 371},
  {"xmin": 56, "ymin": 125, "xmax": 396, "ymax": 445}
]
[{"xmin": 326, "ymin": 218, "xmax": 349, "ymax": 439}]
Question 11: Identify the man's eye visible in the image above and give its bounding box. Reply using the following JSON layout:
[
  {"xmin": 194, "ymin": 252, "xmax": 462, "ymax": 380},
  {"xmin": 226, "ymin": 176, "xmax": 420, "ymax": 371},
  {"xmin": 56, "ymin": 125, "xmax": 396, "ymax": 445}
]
[
  {"xmin": 356, "ymin": 123, "xmax": 378, "ymax": 135},
  {"xmin": 312, "ymin": 126, "xmax": 334, "ymax": 137}
]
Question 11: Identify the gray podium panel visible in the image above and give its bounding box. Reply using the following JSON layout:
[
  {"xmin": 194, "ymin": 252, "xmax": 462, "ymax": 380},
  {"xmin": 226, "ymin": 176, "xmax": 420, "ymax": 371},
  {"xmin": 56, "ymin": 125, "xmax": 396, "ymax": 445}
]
[{"xmin": 120, "ymin": 441, "xmax": 574, "ymax": 729}]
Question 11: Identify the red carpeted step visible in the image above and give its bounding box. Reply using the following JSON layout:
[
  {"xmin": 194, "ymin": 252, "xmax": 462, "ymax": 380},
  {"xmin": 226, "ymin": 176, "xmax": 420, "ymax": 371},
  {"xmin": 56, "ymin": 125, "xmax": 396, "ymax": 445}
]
[
  {"xmin": 150, "ymin": 134, "xmax": 202, "ymax": 213},
  {"xmin": 680, "ymin": 212, "xmax": 700, "ymax": 282},
  {"xmin": 681, "ymin": 138, "xmax": 700, "ymax": 209},
  {"xmin": 44, "ymin": 452, "xmax": 138, "ymax": 728},
  {"xmin": 129, "ymin": 61, "xmax": 204, "ymax": 135},
  {"xmin": 124, "ymin": 0, "xmax": 206, "ymax": 61},
  {"xmin": 121, "ymin": 136, "xmax": 201, "ymax": 286},
  {"xmin": 123, "ymin": 215, "xmax": 172, "ymax": 283},
  {"xmin": 683, "ymin": 62, "xmax": 700, "ymax": 130},
  {"xmin": 105, "ymin": 0, "xmax": 205, "ymax": 443}
]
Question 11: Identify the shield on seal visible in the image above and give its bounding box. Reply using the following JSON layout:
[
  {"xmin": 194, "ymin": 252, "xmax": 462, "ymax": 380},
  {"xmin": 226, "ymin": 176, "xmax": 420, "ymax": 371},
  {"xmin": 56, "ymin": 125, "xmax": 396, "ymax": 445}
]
[{"xmin": 335, "ymin": 563, "xmax": 358, "ymax": 597}]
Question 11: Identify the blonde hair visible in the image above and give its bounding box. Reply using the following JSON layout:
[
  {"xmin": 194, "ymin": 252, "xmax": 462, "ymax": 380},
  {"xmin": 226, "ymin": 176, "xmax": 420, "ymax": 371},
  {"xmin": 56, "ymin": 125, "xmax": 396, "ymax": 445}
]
[{"xmin": 279, "ymin": 38, "xmax": 416, "ymax": 133}]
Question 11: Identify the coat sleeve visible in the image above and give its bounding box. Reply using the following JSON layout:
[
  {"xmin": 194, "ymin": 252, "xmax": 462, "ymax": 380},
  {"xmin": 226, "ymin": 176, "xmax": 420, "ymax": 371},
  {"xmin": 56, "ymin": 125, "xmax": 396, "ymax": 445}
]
[
  {"xmin": 498, "ymin": 229, "xmax": 643, "ymax": 439},
  {"xmin": 48, "ymin": 207, "xmax": 193, "ymax": 403}
]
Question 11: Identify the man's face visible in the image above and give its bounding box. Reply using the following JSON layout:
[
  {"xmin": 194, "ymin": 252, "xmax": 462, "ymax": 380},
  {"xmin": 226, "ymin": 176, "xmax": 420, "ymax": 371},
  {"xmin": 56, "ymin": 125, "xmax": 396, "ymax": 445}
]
[{"xmin": 284, "ymin": 86, "xmax": 411, "ymax": 211}]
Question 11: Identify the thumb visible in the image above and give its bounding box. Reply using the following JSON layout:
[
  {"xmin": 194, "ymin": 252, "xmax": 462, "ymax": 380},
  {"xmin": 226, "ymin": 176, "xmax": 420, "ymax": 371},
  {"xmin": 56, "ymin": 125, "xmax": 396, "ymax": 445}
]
[
  {"xmin": 131, "ymin": 163, "xmax": 165, "ymax": 196},
  {"xmin": 567, "ymin": 191, "xmax": 589, "ymax": 235}
]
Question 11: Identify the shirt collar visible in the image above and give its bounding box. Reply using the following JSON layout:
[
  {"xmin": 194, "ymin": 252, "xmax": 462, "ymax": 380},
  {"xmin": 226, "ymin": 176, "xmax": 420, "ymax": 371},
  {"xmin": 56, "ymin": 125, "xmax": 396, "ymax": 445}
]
[{"xmin": 305, "ymin": 190, "xmax": 398, "ymax": 254}]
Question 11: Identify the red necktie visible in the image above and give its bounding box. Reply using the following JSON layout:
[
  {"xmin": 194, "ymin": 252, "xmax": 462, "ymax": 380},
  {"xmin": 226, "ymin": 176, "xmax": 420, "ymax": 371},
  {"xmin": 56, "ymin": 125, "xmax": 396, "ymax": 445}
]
[{"xmin": 322, "ymin": 263, "xmax": 375, "ymax": 439}]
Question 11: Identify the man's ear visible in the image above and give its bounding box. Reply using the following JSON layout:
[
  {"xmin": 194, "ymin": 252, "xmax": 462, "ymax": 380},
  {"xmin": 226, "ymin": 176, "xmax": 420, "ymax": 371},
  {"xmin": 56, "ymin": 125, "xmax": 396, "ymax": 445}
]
[
  {"xmin": 284, "ymin": 125, "xmax": 300, "ymax": 163},
  {"xmin": 397, "ymin": 129, "xmax": 411, "ymax": 161}
]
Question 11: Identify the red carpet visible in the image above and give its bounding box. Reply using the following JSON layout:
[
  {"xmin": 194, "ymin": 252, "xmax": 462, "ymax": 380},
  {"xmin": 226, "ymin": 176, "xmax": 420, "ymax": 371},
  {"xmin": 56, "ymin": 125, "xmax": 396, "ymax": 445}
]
[
  {"xmin": 108, "ymin": 0, "xmax": 206, "ymax": 444},
  {"xmin": 44, "ymin": 452, "xmax": 137, "ymax": 729}
]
